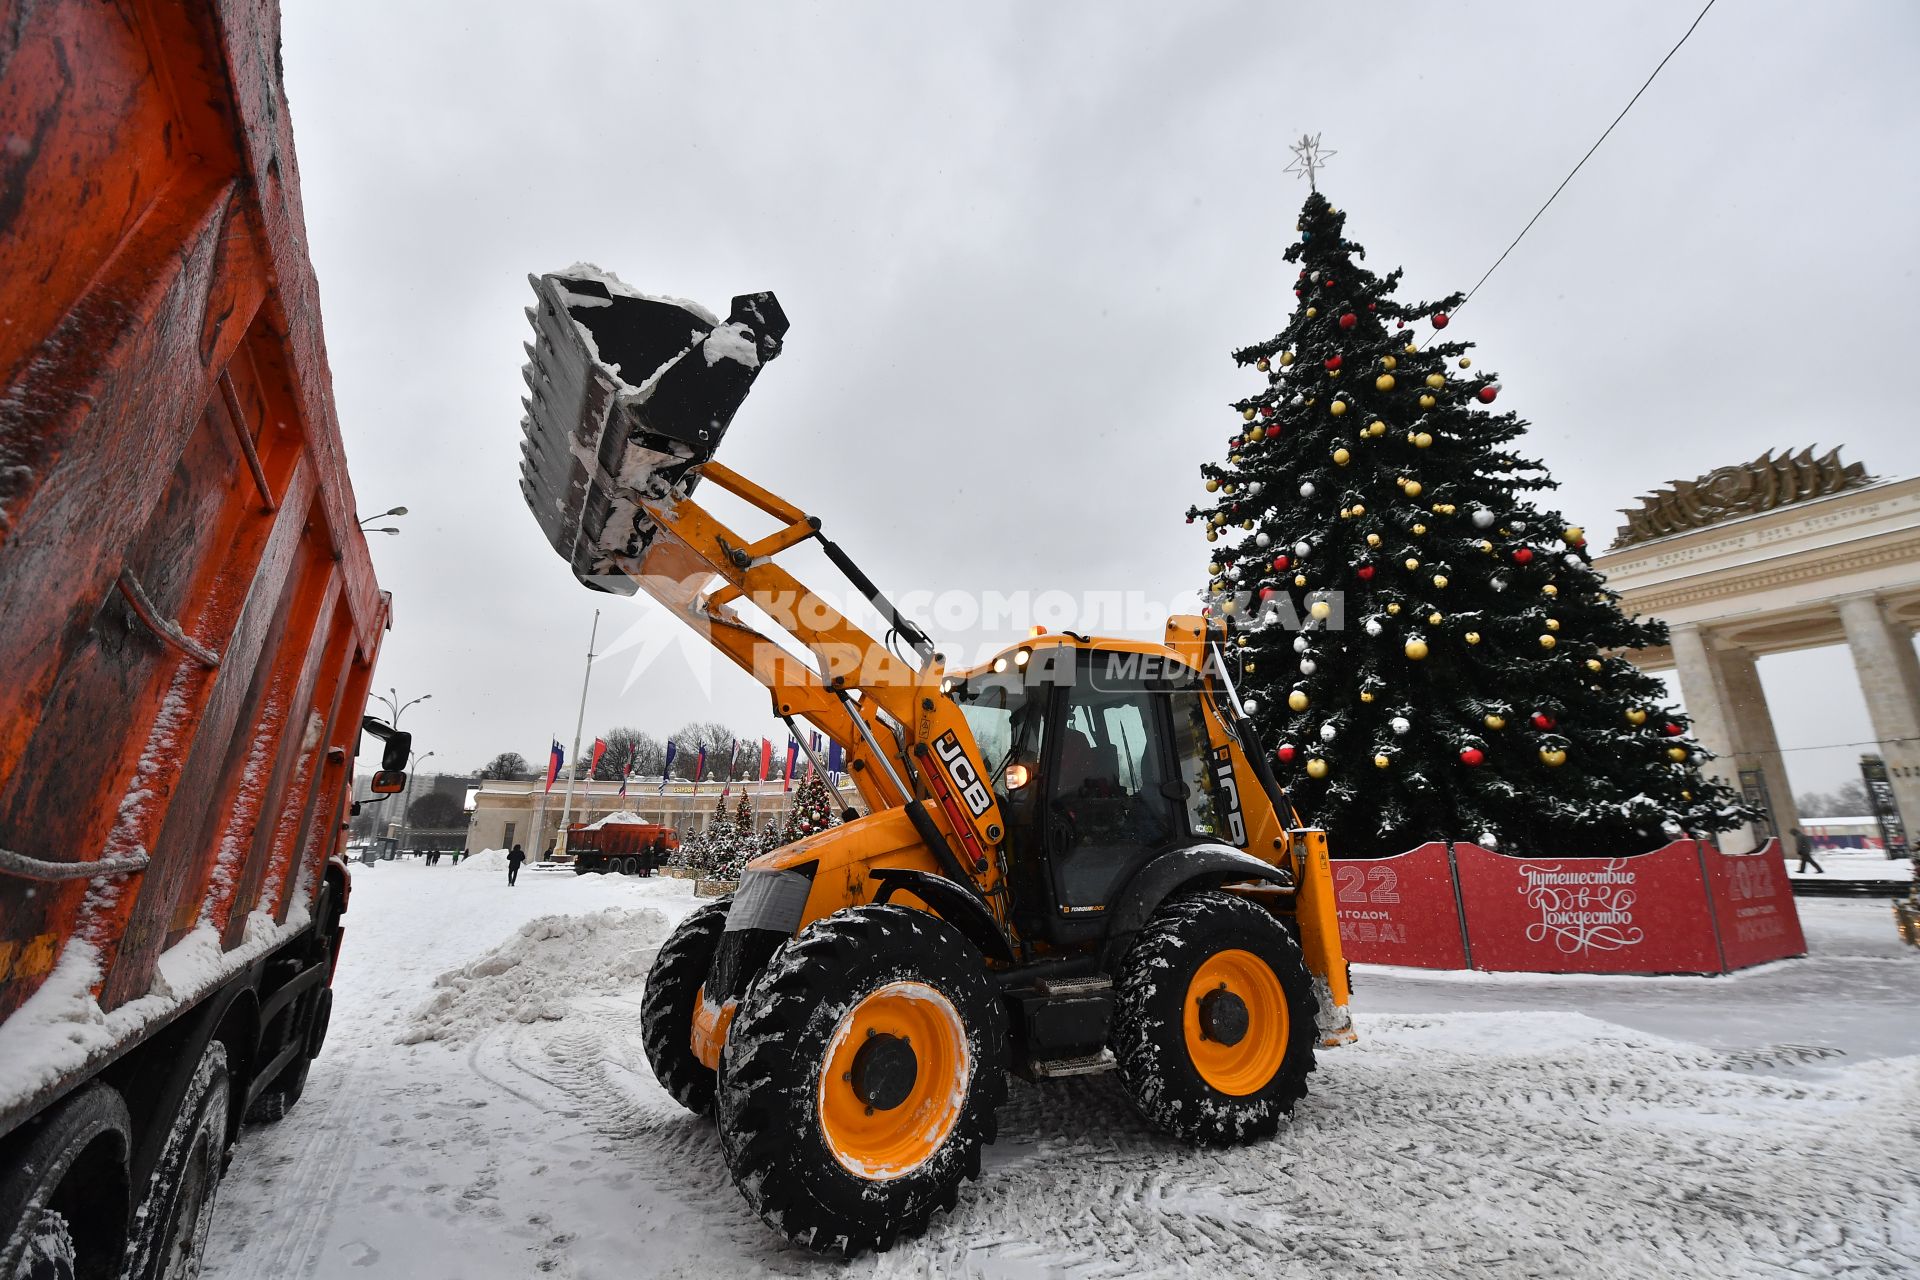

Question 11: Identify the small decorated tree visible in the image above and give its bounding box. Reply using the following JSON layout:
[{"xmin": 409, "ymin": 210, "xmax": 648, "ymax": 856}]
[{"xmin": 785, "ymin": 769, "xmax": 837, "ymax": 842}]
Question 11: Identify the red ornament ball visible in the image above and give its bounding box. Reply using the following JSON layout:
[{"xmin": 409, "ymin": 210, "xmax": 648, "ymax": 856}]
[
  {"xmin": 1273, "ymin": 555, "xmax": 1291, "ymax": 571},
  {"xmin": 1259, "ymin": 404, "xmax": 1274, "ymax": 417},
  {"xmin": 1432, "ymin": 312, "xmax": 1450, "ymax": 329},
  {"xmin": 1531, "ymin": 712, "xmax": 1555, "ymax": 730},
  {"xmin": 1276, "ymin": 744, "xmax": 1297, "ymax": 764},
  {"xmin": 1357, "ymin": 564, "xmax": 1375, "ymax": 581},
  {"xmin": 1339, "ymin": 313, "xmax": 1358, "ymax": 331},
  {"xmin": 1367, "ymin": 303, "xmax": 1377, "ymax": 312},
  {"xmin": 1460, "ymin": 747, "xmax": 1485, "ymax": 766},
  {"xmin": 1477, "ymin": 385, "xmax": 1499, "ymax": 403},
  {"xmin": 1325, "ymin": 354, "xmax": 1343, "ymax": 371},
  {"xmin": 1323, "ymin": 278, "xmax": 1335, "ymax": 289},
  {"xmin": 1512, "ymin": 547, "xmax": 1535, "ymax": 565},
  {"xmin": 1397, "ymin": 320, "xmax": 1406, "ymax": 329},
  {"xmin": 1664, "ymin": 722, "xmax": 1685, "ymax": 737}
]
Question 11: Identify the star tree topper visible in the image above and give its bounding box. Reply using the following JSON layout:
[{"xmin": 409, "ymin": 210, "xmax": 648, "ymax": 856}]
[{"xmin": 1285, "ymin": 132, "xmax": 1336, "ymax": 190}]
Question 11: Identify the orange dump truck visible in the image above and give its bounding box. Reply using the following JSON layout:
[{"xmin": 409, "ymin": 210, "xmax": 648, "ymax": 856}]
[
  {"xmin": 567, "ymin": 819, "xmax": 680, "ymax": 876},
  {"xmin": 0, "ymin": 3, "xmax": 399, "ymax": 1274}
]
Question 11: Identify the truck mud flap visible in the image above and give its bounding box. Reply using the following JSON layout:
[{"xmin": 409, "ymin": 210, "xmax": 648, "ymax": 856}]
[{"xmin": 518, "ymin": 268, "xmax": 788, "ymax": 592}]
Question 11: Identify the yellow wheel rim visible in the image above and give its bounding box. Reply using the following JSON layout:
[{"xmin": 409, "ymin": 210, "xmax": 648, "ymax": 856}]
[
  {"xmin": 1183, "ymin": 948, "xmax": 1289, "ymax": 1096},
  {"xmin": 817, "ymin": 980, "xmax": 969, "ymax": 1181}
]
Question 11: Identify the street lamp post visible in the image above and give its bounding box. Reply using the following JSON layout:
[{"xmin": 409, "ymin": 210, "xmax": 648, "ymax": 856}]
[
  {"xmin": 357, "ymin": 505, "xmax": 408, "ymax": 536},
  {"xmin": 369, "ymin": 689, "xmax": 430, "ymax": 855},
  {"xmin": 398, "ymin": 750, "xmax": 436, "ymax": 854}
]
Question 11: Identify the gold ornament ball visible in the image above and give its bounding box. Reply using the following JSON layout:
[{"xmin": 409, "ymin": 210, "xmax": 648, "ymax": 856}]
[
  {"xmin": 1375, "ymin": 374, "xmax": 1396, "ymax": 392},
  {"xmin": 1333, "ymin": 447, "xmax": 1351, "ymax": 465},
  {"xmin": 1237, "ymin": 635, "xmax": 1249, "ymax": 648},
  {"xmin": 1681, "ymin": 789, "xmax": 1693, "ymax": 800},
  {"xmin": 1542, "ymin": 584, "xmax": 1559, "ymax": 597},
  {"xmin": 1419, "ymin": 394, "xmax": 1437, "ymax": 409},
  {"xmin": 1231, "ymin": 454, "xmax": 1244, "ymax": 464},
  {"xmin": 1360, "ymin": 690, "xmax": 1376, "ymax": 703},
  {"xmin": 1212, "ymin": 513, "xmax": 1226, "ymax": 525},
  {"xmin": 1306, "ymin": 758, "xmax": 1329, "ymax": 779},
  {"xmin": 1246, "ymin": 662, "xmax": 1256, "ymax": 672},
  {"xmin": 1374, "ymin": 754, "xmax": 1391, "ymax": 769},
  {"xmin": 1465, "ymin": 630, "xmax": 1481, "ymax": 645},
  {"xmin": 1405, "ymin": 343, "xmax": 1418, "ymax": 354},
  {"xmin": 1309, "ymin": 600, "xmax": 1331, "ymax": 619},
  {"xmin": 1306, "ymin": 307, "xmax": 1318, "ymax": 318},
  {"xmin": 1280, "ymin": 351, "xmax": 1295, "ymax": 366},
  {"xmin": 1351, "ymin": 503, "xmax": 1367, "ymax": 516},
  {"xmin": 1667, "ymin": 746, "xmax": 1689, "ymax": 762},
  {"xmin": 1329, "ymin": 369, "xmax": 1341, "ymax": 378},
  {"xmin": 1459, "ymin": 357, "xmax": 1472, "ymax": 368},
  {"xmin": 1207, "ymin": 561, "xmax": 1222, "ymax": 574},
  {"xmin": 1387, "ymin": 602, "xmax": 1402, "ymax": 615},
  {"xmin": 1206, "ymin": 529, "xmax": 1218, "ymax": 542},
  {"xmin": 1289, "ymin": 690, "xmax": 1310, "ymax": 711},
  {"xmin": 1257, "ymin": 357, "xmax": 1270, "ymax": 372},
  {"xmin": 1545, "ymin": 618, "xmax": 1561, "ymax": 631},
  {"xmin": 1241, "ymin": 520, "xmax": 1254, "ymax": 529},
  {"xmin": 1586, "ymin": 658, "xmax": 1603, "ymax": 672},
  {"xmin": 1295, "ymin": 574, "xmax": 1308, "ymax": 587},
  {"xmin": 1540, "ymin": 748, "xmax": 1568, "ymax": 767},
  {"xmin": 1404, "ymin": 480, "xmax": 1423, "ymax": 497},
  {"xmin": 1478, "ymin": 540, "xmax": 1494, "ymax": 553},
  {"xmin": 1538, "ymin": 634, "xmax": 1556, "ymax": 649},
  {"xmin": 1382, "ymin": 355, "xmax": 1399, "ymax": 370},
  {"xmin": 1205, "ymin": 478, "xmax": 1220, "ymax": 492},
  {"xmin": 1415, "ymin": 432, "xmax": 1434, "ymax": 448},
  {"xmin": 1221, "ymin": 599, "xmax": 1237, "ymax": 615},
  {"xmin": 1242, "ymin": 407, "xmax": 1256, "ymax": 421},
  {"xmin": 1484, "ymin": 714, "xmax": 1506, "ymax": 730},
  {"xmin": 1405, "ymin": 638, "xmax": 1430, "ymax": 660},
  {"xmin": 1404, "ymin": 557, "xmax": 1421, "ymax": 571},
  {"xmin": 1368, "ymin": 420, "xmax": 1387, "ymax": 437},
  {"xmin": 1433, "ymin": 574, "xmax": 1449, "ymax": 588},
  {"xmin": 1412, "ymin": 523, "xmax": 1428, "ymax": 536},
  {"xmin": 1626, "ymin": 708, "xmax": 1648, "ymax": 725},
  {"xmin": 1427, "ymin": 612, "xmax": 1444, "ymax": 625},
  {"xmin": 1367, "ymin": 533, "xmax": 1382, "ymax": 547},
  {"xmin": 1330, "ymin": 400, "xmax": 1348, "ymax": 417},
  {"xmin": 1222, "ymin": 482, "xmax": 1236, "ymax": 494},
  {"xmin": 1564, "ymin": 525, "xmax": 1584, "ymax": 543},
  {"xmin": 1247, "ymin": 425, "xmax": 1264, "ymax": 441},
  {"xmin": 1425, "ymin": 373, "xmax": 1446, "ymax": 389}
]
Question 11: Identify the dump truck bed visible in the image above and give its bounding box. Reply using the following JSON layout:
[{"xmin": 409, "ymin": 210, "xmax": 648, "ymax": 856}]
[{"xmin": 0, "ymin": 0, "xmax": 386, "ymax": 1131}]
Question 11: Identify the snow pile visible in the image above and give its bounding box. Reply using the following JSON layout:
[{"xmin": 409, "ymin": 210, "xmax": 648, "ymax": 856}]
[
  {"xmin": 452, "ymin": 847, "xmax": 509, "ymax": 872},
  {"xmin": 401, "ymin": 907, "xmax": 671, "ymax": 1044},
  {"xmin": 584, "ymin": 810, "xmax": 648, "ymax": 830}
]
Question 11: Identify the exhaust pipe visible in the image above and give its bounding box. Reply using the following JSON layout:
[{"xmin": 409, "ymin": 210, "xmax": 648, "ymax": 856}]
[{"xmin": 518, "ymin": 267, "xmax": 787, "ymax": 592}]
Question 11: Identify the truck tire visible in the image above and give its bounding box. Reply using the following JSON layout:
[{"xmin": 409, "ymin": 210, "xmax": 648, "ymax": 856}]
[
  {"xmin": 246, "ymin": 886, "xmax": 336, "ymax": 1125},
  {"xmin": 0, "ymin": 1084, "xmax": 130, "ymax": 1280},
  {"xmin": 639, "ymin": 897, "xmax": 732, "ymax": 1114},
  {"xmin": 1110, "ymin": 890, "xmax": 1316, "ymax": 1146},
  {"xmin": 716, "ymin": 905, "xmax": 1006, "ymax": 1258},
  {"xmin": 126, "ymin": 1041, "xmax": 230, "ymax": 1280}
]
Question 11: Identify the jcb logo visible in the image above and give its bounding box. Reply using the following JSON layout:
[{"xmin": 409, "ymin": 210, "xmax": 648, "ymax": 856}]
[
  {"xmin": 934, "ymin": 731, "xmax": 993, "ymax": 817},
  {"xmin": 1211, "ymin": 747, "xmax": 1247, "ymax": 846}
]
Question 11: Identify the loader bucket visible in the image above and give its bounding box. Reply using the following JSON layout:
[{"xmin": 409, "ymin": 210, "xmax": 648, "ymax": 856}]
[{"xmin": 518, "ymin": 268, "xmax": 788, "ymax": 593}]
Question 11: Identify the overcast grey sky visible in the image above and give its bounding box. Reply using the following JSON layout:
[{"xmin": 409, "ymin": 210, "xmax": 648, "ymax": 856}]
[{"xmin": 281, "ymin": 0, "xmax": 1920, "ymax": 796}]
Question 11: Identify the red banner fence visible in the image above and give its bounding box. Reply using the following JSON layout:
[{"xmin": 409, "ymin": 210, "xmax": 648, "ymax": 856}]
[{"xmin": 1332, "ymin": 838, "xmax": 1805, "ymax": 975}]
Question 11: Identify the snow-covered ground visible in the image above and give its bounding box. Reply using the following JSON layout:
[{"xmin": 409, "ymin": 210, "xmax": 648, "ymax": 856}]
[
  {"xmin": 1786, "ymin": 848, "xmax": 1916, "ymax": 882},
  {"xmin": 205, "ymin": 859, "xmax": 1920, "ymax": 1279}
]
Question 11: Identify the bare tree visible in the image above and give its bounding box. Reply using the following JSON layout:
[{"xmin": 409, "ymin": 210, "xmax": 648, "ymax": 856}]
[
  {"xmin": 409, "ymin": 791, "xmax": 467, "ymax": 829},
  {"xmin": 667, "ymin": 721, "xmax": 747, "ymax": 780},
  {"xmin": 595, "ymin": 727, "xmax": 663, "ymax": 780},
  {"xmin": 480, "ymin": 751, "xmax": 533, "ymax": 781}
]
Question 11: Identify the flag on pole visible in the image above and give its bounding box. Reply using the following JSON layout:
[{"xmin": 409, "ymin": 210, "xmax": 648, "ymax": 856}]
[
  {"xmin": 759, "ymin": 738, "xmax": 773, "ymax": 782},
  {"xmin": 721, "ymin": 740, "xmax": 739, "ymax": 802},
  {"xmin": 590, "ymin": 738, "xmax": 608, "ymax": 780},
  {"xmin": 618, "ymin": 743, "xmax": 636, "ymax": 796},
  {"xmin": 806, "ymin": 730, "xmax": 822, "ymax": 779},
  {"xmin": 783, "ymin": 737, "xmax": 798, "ymax": 792},
  {"xmin": 660, "ymin": 741, "xmax": 677, "ymax": 794},
  {"xmin": 693, "ymin": 745, "xmax": 708, "ymax": 794},
  {"xmin": 546, "ymin": 740, "xmax": 564, "ymax": 793},
  {"xmin": 827, "ymin": 741, "xmax": 845, "ymax": 779}
]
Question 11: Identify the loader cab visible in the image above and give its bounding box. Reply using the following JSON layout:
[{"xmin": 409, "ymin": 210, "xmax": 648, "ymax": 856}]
[{"xmin": 955, "ymin": 645, "xmax": 1249, "ymax": 948}]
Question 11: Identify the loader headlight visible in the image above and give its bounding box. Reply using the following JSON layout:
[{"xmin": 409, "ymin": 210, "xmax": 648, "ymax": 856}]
[
  {"xmin": 1013, "ymin": 648, "xmax": 1031, "ymax": 668},
  {"xmin": 993, "ymin": 657, "xmax": 1008, "ymax": 673}
]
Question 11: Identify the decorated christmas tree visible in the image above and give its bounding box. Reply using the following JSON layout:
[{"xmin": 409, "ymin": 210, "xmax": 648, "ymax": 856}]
[
  {"xmin": 733, "ymin": 792, "xmax": 755, "ymax": 836},
  {"xmin": 785, "ymin": 768, "xmax": 837, "ymax": 842},
  {"xmin": 1190, "ymin": 186, "xmax": 1745, "ymax": 857}
]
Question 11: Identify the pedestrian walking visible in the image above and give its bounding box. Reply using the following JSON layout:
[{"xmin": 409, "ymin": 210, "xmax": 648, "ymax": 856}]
[
  {"xmin": 1791, "ymin": 827, "xmax": 1824, "ymax": 875},
  {"xmin": 507, "ymin": 843, "xmax": 526, "ymax": 886}
]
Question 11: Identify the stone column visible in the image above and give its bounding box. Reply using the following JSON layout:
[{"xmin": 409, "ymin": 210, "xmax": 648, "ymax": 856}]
[
  {"xmin": 1837, "ymin": 592, "xmax": 1920, "ymax": 847},
  {"xmin": 1714, "ymin": 647, "xmax": 1800, "ymax": 843},
  {"xmin": 1668, "ymin": 623, "xmax": 1763, "ymax": 849}
]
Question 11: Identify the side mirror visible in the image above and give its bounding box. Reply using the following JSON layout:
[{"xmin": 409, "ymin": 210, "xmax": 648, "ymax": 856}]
[
  {"xmin": 381, "ymin": 730, "xmax": 412, "ymax": 772},
  {"xmin": 371, "ymin": 770, "xmax": 407, "ymax": 794}
]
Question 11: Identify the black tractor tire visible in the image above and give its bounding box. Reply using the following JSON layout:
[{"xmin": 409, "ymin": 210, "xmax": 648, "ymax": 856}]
[
  {"xmin": 715, "ymin": 905, "xmax": 1006, "ymax": 1258},
  {"xmin": 1110, "ymin": 890, "xmax": 1317, "ymax": 1146},
  {"xmin": 0, "ymin": 1084, "xmax": 130, "ymax": 1280},
  {"xmin": 126, "ymin": 1040, "xmax": 230, "ymax": 1280},
  {"xmin": 639, "ymin": 897, "xmax": 732, "ymax": 1114}
]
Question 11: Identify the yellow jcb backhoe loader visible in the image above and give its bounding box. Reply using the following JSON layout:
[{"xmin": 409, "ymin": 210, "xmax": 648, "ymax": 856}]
[{"xmin": 515, "ymin": 268, "xmax": 1355, "ymax": 1257}]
